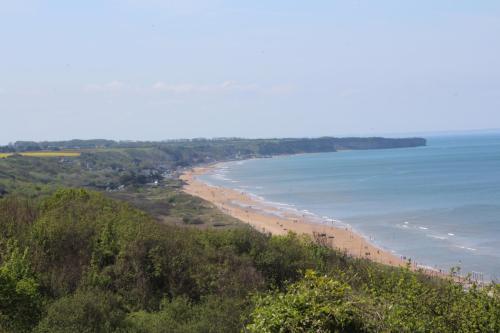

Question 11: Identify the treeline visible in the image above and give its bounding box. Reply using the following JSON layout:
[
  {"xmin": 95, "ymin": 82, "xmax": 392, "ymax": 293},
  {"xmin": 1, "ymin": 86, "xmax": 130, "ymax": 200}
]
[
  {"xmin": 0, "ymin": 189, "xmax": 498, "ymax": 332},
  {"xmin": 1, "ymin": 136, "xmax": 426, "ymax": 155},
  {"xmin": 0, "ymin": 136, "xmax": 426, "ymax": 197},
  {"xmin": 0, "ymin": 139, "xmax": 116, "ymax": 152}
]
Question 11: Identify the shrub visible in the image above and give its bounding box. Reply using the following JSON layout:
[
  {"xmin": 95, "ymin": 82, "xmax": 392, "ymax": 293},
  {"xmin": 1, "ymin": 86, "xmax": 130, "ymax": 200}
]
[
  {"xmin": 246, "ymin": 270, "xmax": 365, "ymax": 333},
  {"xmin": 34, "ymin": 289, "xmax": 127, "ymax": 333}
]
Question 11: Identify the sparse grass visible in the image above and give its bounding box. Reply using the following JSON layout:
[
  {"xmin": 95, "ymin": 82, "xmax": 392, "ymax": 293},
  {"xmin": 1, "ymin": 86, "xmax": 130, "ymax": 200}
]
[
  {"xmin": 0, "ymin": 151, "xmax": 81, "ymax": 158},
  {"xmin": 107, "ymin": 184, "xmax": 243, "ymax": 229}
]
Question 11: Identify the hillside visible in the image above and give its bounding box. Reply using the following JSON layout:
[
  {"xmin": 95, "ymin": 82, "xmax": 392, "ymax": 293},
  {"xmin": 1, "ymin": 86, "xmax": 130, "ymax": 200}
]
[
  {"xmin": 0, "ymin": 189, "xmax": 497, "ymax": 332},
  {"xmin": 1, "ymin": 137, "xmax": 499, "ymax": 332},
  {"xmin": 0, "ymin": 136, "xmax": 426, "ymax": 197}
]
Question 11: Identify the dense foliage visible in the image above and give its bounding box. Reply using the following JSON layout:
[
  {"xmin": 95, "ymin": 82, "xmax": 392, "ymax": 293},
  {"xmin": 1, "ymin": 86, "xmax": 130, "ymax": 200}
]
[
  {"xmin": 247, "ymin": 270, "xmax": 364, "ymax": 332},
  {"xmin": 247, "ymin": 269, "xmax": 500, "ymax": 332},
  {"xmin": 0, "ymin": 189, "xmax": 497, "ymax": 332},
  {"xmin": 3, "ymin": 137, "xmax": 426, "ymax": 154}
]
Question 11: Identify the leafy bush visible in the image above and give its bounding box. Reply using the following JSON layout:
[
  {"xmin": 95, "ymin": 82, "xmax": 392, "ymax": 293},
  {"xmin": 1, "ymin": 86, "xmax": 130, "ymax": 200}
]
[
  {"xmin": 126, "ymin": 296, "xmax": 246, "ymax": 333},
  {"xmin": 34, "ymin": 289, "xmax": 127, "ymax": 333},
  {"xmin": 0, "ymin": 242, "xmax": 42, "ymax": 333},
  {"xmin": 0, "ymin": 189, "xmax": 498, "ymax": 332},
  {"xmin": 247, "ymin": 270, "xmax": 365, "ymax": 333}
]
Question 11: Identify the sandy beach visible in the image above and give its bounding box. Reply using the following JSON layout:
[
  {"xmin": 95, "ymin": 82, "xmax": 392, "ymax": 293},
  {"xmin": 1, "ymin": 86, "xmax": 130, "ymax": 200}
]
[{"xmin": 181, "ymin": 165, "xmax": 413, "ymax": 269}]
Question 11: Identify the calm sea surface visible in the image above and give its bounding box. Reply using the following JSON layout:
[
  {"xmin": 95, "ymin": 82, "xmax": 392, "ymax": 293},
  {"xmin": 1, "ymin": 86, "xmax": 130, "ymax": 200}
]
[{"xmin": 199, "ymin": 135, "xmax": 500, "ymax": 280}]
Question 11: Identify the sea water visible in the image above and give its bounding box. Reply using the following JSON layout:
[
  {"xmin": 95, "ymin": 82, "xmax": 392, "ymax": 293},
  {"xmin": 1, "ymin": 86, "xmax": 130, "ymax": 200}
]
[{"xmin": 199, "ymin": 134, "xmax": 500, "ymax": 281}]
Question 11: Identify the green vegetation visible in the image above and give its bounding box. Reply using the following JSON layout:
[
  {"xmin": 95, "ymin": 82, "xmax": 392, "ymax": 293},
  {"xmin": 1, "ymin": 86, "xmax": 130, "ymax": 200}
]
[
  {"xmin": 0, "ymin": 149, "xmax": 170, "ymax": 197},
  {"xmin": 247, "ymin": 270, "xmax": 364, "ymax": 332},
  {"xmin": 0, "ymin": 136, "xmax": 427, "ymax": 205},
  {"xmin": 2, "ymin": 137, "xmax": 426, "ymax": 155},
  {"xmin": 247, "ymin": 269, "xmax": 499, "ymax": 332},
  {"xmin": 0, "ymin": 137, "xmax": 498, "ymax": 332},
  {"xmin": 0, "ymin": 189, "xmax": 498, "ymax": 332},
  {"xmin": 0, "ymin": 152, "xmax": 81, "ymax": 158}
]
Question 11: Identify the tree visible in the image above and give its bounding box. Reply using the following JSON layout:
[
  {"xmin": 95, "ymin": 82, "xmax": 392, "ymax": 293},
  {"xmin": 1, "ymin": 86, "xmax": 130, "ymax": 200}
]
[
  {"xmin": 126, "ymin": 296, "xmax": 245, "ymax": 333},
  {"xmin": 34, "ymin": 289, "xmax": 127, "ymax": 333},
  {"xmin": 0, "ymin": 242, "xmax": 42, "ymax": 333},
  {"xmin": 246, "ymin": 270, "xmax": 365, "ymax": 333}
]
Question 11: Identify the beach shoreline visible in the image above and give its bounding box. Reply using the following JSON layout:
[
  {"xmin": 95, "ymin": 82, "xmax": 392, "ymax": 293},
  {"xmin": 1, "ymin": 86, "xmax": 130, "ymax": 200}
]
[{"xmin": 180, "ymin": 163, "xmax": 431, "ymax": 271}]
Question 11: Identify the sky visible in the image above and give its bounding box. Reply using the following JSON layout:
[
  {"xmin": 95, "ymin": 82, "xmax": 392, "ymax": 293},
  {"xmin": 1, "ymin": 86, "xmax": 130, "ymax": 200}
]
[{"xmin": 1, "ymin": 0, "xmax": 500, "ymax": 144}]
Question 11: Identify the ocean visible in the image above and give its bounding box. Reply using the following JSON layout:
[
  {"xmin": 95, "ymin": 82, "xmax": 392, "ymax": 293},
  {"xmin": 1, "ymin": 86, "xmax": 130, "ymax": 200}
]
[{"xmin": 198, "ymin": 134, "xmax": 500, "ymax": 281}]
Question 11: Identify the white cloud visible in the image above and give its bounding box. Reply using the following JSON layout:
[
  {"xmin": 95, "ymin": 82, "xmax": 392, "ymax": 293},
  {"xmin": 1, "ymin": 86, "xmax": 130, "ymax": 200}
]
[
  {"xmin": 84, "ymin": 81, "xmax": 126, "ymax": 93},
  {"xmin": 268, "ymin": 84, "xmax": 296, "ymax": 95},
  {"xmin": 151, "ymin": 80, "xmax": 296, "ymax": 95},
  {"xmin": 152, "ymin": 82, "xmax": 198, "ymax": 94},
  {"xmin": 152, "ymin": 81, "xmax": 259, "ymax": 94},
  {"xmin": 82, "ymin": 80, "xmax": 295, "ymax": 96}
]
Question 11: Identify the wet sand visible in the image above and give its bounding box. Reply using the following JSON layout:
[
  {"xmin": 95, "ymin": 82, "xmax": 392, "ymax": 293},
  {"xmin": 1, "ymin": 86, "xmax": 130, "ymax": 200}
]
[
  {"xmin": 181, "ymin": 165, "xmax": 410, "ymax": 268},
  {"xmin": 181, "ymin": 164, "xmax": 475, "ymax": 283}
]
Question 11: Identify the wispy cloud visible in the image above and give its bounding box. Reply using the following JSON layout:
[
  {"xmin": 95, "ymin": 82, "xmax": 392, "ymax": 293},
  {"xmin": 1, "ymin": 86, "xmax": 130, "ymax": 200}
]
[
  {"xmin": 84, "ymin": 81, "xmax": 126, "ymax": 93},
  {"xmin": 267, "ymin": 84, "xmax": 296, "ymax": 95},
  {"xmin": 83, "ymin": 80, "xmax": 295, "ymax": 96},
  {"xmin": 152, "ymin": 80, "xmax": 259, "ymax": 94},
  {"xmin": 152, "ymin": 81, "xmax": 295, "ymax": 96}
]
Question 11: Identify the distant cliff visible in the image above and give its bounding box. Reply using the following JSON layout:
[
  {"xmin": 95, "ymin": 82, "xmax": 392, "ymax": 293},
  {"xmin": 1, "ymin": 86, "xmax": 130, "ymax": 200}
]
[
  {"xmin": 0, "ymin": 137, "xmax": 426, "ymax": 164},
  {"xmin": 3, "ymin": 137, "xmax": 426, "ymax": 154},
  {"xmin": 253, "ymin": 137, "xmax": 426, "ymax": 155}
]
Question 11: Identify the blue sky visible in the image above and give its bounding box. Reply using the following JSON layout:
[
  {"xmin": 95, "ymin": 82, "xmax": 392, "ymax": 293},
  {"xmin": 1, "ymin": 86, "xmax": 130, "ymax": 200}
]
[{"xmin": 1, "ymin": 1, "xmax": 499, "ymax": 143}]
